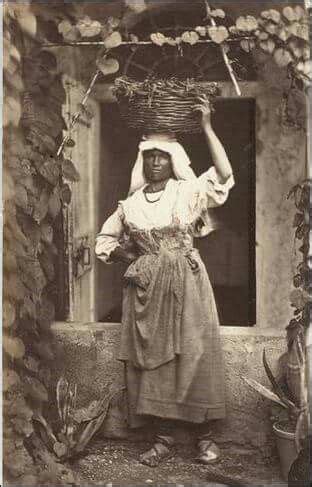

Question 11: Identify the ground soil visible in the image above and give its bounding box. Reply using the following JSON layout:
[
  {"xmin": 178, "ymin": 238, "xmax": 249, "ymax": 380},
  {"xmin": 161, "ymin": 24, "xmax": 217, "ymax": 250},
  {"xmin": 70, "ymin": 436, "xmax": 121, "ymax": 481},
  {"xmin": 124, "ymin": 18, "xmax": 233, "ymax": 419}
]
[{"xmin": 72, "ymin": 438, "xmax": 286, "ymax": 486}]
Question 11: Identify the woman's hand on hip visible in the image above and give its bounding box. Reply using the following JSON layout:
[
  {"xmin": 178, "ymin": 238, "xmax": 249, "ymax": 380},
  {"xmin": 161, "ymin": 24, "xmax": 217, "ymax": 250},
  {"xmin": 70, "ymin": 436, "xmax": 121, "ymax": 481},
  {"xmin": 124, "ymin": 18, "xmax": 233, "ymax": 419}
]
[{"xmin": 111, "ymin": 246, "xmax": 137, "ymax": 265}]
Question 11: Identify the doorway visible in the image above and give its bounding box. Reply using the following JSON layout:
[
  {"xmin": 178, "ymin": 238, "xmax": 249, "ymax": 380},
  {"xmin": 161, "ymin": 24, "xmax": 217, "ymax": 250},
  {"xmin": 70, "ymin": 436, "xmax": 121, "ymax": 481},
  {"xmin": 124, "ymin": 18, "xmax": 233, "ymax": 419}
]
[{"xmin": 96, "ymin": 97, "xmax": 256, "ymax": 326}]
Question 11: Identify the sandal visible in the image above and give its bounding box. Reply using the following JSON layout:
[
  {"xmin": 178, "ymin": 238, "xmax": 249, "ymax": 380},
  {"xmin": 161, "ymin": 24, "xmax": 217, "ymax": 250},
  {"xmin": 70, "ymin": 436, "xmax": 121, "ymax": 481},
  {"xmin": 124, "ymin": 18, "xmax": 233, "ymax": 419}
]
[
  {"xmin": 196, "ymin": 434, "xmax": 221, "ymax": 465},
  {"xmin": 139, "ymin": 434, "xmax": 175, "ymax": 467}
]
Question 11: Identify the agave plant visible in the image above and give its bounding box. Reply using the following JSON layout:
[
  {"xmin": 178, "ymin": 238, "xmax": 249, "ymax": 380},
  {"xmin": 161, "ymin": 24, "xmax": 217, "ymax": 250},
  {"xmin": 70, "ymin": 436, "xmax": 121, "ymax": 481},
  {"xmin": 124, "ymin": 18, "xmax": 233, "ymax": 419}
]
[
  {"xmin": 33, "ymin": 377, "xmax": 124, "ymax": 460},
  {"xmin": 242, "ymin": 337, "xmax": 308, "ymax": 452}
]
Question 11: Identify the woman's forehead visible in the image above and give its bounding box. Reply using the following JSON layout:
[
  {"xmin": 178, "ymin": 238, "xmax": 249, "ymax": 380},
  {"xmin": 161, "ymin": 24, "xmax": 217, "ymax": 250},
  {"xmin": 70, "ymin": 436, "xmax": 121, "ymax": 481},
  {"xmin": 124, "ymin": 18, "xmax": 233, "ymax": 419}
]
[{"xmin": 143, "ymin": 148, "xmax": 170, "ymax": 157}]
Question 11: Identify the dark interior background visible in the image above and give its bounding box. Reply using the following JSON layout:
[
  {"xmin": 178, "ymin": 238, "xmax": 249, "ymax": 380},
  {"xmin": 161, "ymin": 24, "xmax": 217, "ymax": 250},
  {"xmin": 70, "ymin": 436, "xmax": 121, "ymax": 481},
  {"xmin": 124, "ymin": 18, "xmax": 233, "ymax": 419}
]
[{"xmin": 97, "ymin": 98, "xmax": 256, "ymax": 325}]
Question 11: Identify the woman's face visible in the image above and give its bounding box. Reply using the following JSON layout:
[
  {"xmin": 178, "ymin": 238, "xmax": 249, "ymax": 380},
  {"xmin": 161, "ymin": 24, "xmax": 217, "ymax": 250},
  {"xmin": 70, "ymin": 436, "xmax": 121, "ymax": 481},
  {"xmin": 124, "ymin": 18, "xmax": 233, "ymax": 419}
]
[{"xmin": 143, "ymin": 149, "xmax": 173, "ymax": 182}]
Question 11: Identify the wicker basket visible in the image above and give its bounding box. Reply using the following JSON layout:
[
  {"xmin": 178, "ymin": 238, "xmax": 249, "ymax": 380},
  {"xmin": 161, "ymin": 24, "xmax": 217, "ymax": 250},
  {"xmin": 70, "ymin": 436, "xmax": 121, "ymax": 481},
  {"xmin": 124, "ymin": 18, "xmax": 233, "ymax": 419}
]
[{"xmin": 113, "ymin": 76, "xmax": 220, "ymax": 134}]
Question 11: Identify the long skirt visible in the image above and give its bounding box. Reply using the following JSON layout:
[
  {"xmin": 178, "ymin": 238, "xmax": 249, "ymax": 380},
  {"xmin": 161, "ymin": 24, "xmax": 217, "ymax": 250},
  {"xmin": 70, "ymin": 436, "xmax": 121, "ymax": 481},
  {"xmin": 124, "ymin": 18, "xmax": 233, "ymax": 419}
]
[{"xmin": 117, "ymin": 248, "xmax": 226, "ymax": 428}]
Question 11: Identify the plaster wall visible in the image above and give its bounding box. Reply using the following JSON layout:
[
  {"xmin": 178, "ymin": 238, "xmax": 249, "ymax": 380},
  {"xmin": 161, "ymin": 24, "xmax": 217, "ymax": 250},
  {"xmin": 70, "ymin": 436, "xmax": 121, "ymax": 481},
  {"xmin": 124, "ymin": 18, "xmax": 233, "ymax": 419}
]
[{"xmin": 218, "ymin": 81, "xmax": 306, "ymax": 330}]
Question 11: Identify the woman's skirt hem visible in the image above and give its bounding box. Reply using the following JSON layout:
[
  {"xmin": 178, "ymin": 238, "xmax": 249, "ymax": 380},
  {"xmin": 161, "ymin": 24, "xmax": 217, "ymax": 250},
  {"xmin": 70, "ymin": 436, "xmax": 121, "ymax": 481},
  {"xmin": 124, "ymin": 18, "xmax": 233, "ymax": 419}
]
[{"xmin": 132, "ymin": 396, "xmax": 226, "ymax": 426}]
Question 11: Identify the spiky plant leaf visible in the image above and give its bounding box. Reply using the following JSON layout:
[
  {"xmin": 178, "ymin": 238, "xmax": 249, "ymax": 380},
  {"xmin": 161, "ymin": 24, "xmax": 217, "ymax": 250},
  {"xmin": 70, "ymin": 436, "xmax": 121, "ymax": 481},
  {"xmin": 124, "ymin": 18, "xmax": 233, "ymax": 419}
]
[
  {"xmin": 262, "ymin": 349, "xmax": 296, "ymax": 409},
  {"xmin": 242, "ymin": 376, "xmax": 288, "ymax": 408},
  {"xmin": 56, "ymin": 377, "xmax": 69, "ymax": 424}
]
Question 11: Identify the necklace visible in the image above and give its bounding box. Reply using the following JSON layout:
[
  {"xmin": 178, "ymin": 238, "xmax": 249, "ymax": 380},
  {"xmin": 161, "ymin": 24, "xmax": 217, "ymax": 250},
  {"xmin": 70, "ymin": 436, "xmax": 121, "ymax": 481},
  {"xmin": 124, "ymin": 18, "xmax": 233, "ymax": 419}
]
[
  {"xmin": 143, "ymin": 179, "xmax": 169, "ymax": 203},
  {"xmin": 143, "ymin": 189, "xmax": 165, "ymax": 204}
]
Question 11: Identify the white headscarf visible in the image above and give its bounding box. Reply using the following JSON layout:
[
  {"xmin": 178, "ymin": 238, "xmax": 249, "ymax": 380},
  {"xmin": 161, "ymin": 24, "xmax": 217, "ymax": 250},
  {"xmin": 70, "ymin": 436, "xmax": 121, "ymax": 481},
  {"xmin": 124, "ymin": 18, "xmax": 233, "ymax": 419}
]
[
  {"xmin": 128, "ymin": 134, "xmax": 220, "ymax": 237},
  {"xmin": 128, "ymin": 134, "xmax": 196, "ymax": 196}
]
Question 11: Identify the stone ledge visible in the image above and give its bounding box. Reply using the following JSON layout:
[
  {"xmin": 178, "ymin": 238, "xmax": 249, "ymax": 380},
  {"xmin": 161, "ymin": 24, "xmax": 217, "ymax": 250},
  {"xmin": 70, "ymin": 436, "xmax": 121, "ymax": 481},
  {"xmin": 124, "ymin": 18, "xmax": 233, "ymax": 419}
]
[{"xmin": 52, "ymin": 321, "xmax": 286, "ymax": 338}]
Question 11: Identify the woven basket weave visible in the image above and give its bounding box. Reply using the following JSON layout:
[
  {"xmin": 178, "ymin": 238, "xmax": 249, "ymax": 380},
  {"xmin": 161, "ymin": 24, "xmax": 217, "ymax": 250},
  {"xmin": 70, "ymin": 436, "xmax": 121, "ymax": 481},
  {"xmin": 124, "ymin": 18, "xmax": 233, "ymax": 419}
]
[{"xmin": 114, "ymin": 76, "xmax": 220, "ymax": 134}]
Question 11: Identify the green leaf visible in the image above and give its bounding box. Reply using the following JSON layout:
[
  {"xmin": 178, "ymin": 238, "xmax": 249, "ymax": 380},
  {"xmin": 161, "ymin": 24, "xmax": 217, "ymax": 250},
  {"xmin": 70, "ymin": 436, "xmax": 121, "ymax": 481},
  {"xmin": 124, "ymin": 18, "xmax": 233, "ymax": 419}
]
[
  {"xmin": 295, "ymin": 24, "xmax": 309, "ymax": 42},
  {"xmin": 24, "ymin": 376, "xmax": 48, "ymax": 402},
  {"xmin": 33, "ymin": 188, "xmax": 50, "ymax": 223},
  {"xmin": 16, "ymin": 9, "xmax": 37, "ymax": 37},
  {"xmin": 96, "ymin": 56, "xmax": 120, "ymax": 76},
  {"xmin": 53, "ymin": 442, "xmax": 68, "ymax": 458},
  {"xmin": 181, "ymin": 31, "xmax": 200, "ymax": 45},
  {"xmin": 294, "ymin": 6, "xmax": 306, "ymax": 20},
  {"xmin": 240, "ymin": 39, "xmax": 255, "ymax": 53},
  {"xmin": 59, "ymin": 183, "xmax": 71, "ymax": 204},
  {"xmin": 77, "ymin": 16, "xmax": 102, "ymax": 38},
  {"xmin": 20, "ymin": 295, "xmax": 37, "ymax": 319},
  {"xmin": 18, "ymin": 256, "xmax": 47, "ymax": 296},
  {"xmin": 3, "ymin": 335, "xmax": 25, "ymax": 359},
  {"xmin": 257, "ymin": 31, "xmax": 269, "ymax": 40},
  {"xmin": 236, "ymin": 16, "xmax": 258, "ymax": 32},
  {"xmin": 62, "ymin": 159, "xmax": 80, "ymax": 182},
  {"xmin": 242, "ymin": 376, "xmax": 288, "ymax": 408},
  {"xmin": 3, "ymin": 368, "xmax": 20, "ymax": 391},
  {"xmin": 48, "ymin": 190, "xmax": 62, "ymax": 219},
  {"xmin": 14, "ymin": 417, "xmax": 34, "ymax": 437},
  {"xmin": 3, "ymin": 248, "xmax": 18, "ymax": 273},
  {"xmin": 261, "ymin": 9, "xmax": 281, "ymax": 24},
  {"xmin": 195, "ymin": 26, "xmax": 207, "ymax": 37},
  {"xmin": 23, "ymin": 355, "xmax": 39, "ymax": 373},
  {"xmin": 39, "ymin": 158, "xmax": 60, "ymax": 185},
  {"xmin": 150, "ymin": 32, "xmax": 166, "ymax": 46},
  {"xmin": 295, "ymin": 60, "xmax": 312, "ymax": 80},
  {"xmin": 125, "ymin": 0, "xmax": 146, "ymax": 13},
  {"xmin": 283, "ymin": 6, "xmax": 298, "ymax": 22},
  {"xmin": 207, "ymin": 26, "xmax": 229, "ymax": 44},
  {"xmin": 5, "ymin": 273, "xmax": 28, "ymax": 301},
  {"xmin": 18, "ymin": 217, "xmax": 41, "ymax": 248},
  {"xmin": 293, "ymin": 212, "xmax": 304, "ymax": 227},
  {"xmin": 277, "ymin": 28, "xmax": 291, "ymax": 42},
  {"xmin": 107, "ymin": 16, "xmax": 120, "ymax": 29},
  {"xmin": 15, "ymin": 184, "xmax": 28, "ymax": 211},
  {"xmin": 290, "ymin": 289, "xmax": 310, "ymax": 310},
  {"xmin": 103, "ymin": 31, "xmax": 122, "ymax": 49},
  {"xmin": 263, "ymin": 349, "xmax": 296, "ymax": 409},
  {"xmin": 39, "ymin": 250, "xmax": 55, "ymax": 282},
  {"xmin": 37, "ymin": 295, "xmax": 55, "ymax": 324},
  {"xmin": 210, "ymin": 9, "xmax": 225, "ymax": 19},
  {"xmin": 274, "ymin": 48, "xmax": 293, "ymax": 67},
  {"xmin": 3, "ymin": 300, "xmax": 16, "ymax": 328},
  {"xmin": 264, "ymin": 22, "xmax": 278, "ymax": 35},
  {"xmin": 288, "ymin": 40, "xmax": 304, "ymax": 59},
  {"xmin": 40, "ymin": 223, "xmax": 53, "ymax": 244},
  {"xmin": 259, "ymin": 39, "xmax": 275, "ymax": 54},
  {"xmin": 58, "ymin": 20, "xmax": 79, "ymax": 42}
]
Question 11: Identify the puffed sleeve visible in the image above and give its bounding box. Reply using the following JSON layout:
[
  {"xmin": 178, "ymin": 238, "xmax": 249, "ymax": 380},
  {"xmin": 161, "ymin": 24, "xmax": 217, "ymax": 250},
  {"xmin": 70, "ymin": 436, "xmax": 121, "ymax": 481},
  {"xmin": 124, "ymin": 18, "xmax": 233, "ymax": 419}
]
[
  {"xmin": 95, "ymin": 205, "xmax": 125, "ymax": 264},
  {"xmin": 197, "ymin": 166, "xmax": 235, "ymax": 208},
  {"xmin": 180, "ymin": 166, "xmax": 235, "ymax": 237}
]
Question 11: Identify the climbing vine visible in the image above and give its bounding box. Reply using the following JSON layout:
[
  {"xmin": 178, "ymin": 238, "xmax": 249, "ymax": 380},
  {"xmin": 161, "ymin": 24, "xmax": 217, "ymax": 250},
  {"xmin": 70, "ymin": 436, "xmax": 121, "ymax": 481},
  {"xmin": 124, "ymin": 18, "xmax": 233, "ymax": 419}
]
[
  {"xmin": 54, "ymin": 4, "xmax": 311, "ymax": 87},
  {"xmin": 2, "ymin": 1, "xmax": 311, "ymax": 485},
  {"xmin": 3, "ymin": 2, "xmax": 78, "ymax": 485},
  {"xmin": 287, "ymin": 181, "xmax": 311, "ymax": 347}
]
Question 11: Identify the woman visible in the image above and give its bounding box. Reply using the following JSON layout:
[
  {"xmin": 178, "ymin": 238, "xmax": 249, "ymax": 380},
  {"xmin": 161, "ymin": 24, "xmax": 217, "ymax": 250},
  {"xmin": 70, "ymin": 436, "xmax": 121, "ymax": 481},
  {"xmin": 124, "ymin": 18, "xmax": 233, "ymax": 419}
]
[{"xmin": 95, "ymin": 100, "xmax": 234, "ymax": 466}]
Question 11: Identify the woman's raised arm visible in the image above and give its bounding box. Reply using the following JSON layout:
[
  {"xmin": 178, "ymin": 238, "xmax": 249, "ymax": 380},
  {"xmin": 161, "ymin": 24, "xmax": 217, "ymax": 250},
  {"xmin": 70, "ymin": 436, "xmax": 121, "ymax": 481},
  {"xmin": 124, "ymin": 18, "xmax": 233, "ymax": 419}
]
[{"xmin": 195, "ymin": 97, "xmax": 233, "ymax": 183}]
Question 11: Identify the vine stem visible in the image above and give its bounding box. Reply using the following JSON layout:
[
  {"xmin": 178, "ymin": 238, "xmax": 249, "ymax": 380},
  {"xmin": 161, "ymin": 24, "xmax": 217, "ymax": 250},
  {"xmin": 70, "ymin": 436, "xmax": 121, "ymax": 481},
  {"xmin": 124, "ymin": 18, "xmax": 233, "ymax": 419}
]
[
  {"xmin": 42, "ymin": 36, "xmax": 254, "ymax": 48},
  {"xmin": 57, "ymin": 69, "xmax": 101, "ymax": 157},
  {"xmin": 204, "ymin": 0, "xmax": 241, "ymax": 96}
]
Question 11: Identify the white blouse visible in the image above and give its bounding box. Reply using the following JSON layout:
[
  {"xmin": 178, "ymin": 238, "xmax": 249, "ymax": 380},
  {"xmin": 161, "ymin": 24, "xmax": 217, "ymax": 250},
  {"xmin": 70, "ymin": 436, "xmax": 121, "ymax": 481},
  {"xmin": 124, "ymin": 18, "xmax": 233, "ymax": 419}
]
[{"xmin": 95, "ymin": 166, "xmax": 234, "ymax": 263}]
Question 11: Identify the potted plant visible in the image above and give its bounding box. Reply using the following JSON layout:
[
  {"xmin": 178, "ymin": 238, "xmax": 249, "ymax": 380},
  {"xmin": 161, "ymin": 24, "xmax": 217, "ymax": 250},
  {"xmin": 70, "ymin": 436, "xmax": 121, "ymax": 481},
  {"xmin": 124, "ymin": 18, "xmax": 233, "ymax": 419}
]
[
  {"xmin": 243, "ymin": 341, "xmax": 308, "ymax": 480},
  {"xmin": 243, "ymin": 180, "xmax": 310, "ymax": 481}
]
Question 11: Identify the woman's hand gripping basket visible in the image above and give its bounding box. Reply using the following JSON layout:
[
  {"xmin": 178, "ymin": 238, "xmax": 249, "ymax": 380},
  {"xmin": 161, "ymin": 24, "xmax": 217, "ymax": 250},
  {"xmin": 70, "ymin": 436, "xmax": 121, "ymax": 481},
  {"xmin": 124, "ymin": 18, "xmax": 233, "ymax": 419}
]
[{"xmin": 113, "ymin": 76, "xmax": 220, "ymax": 134}]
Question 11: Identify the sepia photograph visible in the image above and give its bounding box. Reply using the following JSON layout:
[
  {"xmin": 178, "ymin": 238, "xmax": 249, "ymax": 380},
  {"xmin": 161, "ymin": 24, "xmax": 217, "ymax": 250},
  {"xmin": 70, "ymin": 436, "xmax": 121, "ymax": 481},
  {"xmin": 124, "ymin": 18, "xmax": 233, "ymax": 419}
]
[{"xmin": 2, "ymin": 0, "xmax": 311, "ymax": 485}]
